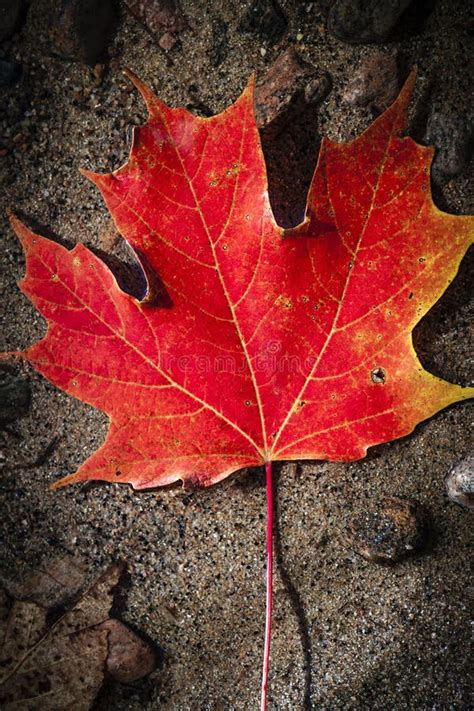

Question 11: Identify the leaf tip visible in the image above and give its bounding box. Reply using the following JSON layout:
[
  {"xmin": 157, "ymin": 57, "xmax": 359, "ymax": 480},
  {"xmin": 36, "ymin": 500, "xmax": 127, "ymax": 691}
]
[
  {"xmin": 0, "ymin": 349, "xmax": 25, "ymax": 363},
  {"xmin": 6, "ymin": 208, "xmax": 22, "ymax": 231},
  {"xmin": 402, "ymin": 67, "xmax": 417, "ymax": 97},
  {"xmin": 461, "ymin": 385, "xmax": 474, "ymax": 401},
  {"xmin": 123, "ymin": 67, "xmax": 164, "ymax": 116},
  {"xmin": 50, "ymin": 472, "xmax": 80, "ymax": 490},
  {"xmin": 7, "ymin": 211, "xmax": 36, "ymax": 251},
  {"xmin": 246, "ymin": 72, "xmax": 256, "ymax": 93},
  {"xmin": 80, "ymin": 167, "xmax": 106, "ymax": 186},
  {"xmin": 390, "ymin": 67, "xmax": 417, "ymax": 134}
]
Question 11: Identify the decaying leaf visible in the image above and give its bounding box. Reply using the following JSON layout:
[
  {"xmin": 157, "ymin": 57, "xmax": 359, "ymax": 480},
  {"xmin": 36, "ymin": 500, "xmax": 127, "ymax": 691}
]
[
  {"xmin": 1, "ymin": 556, "xmax": 89, "ymax": 609},
  {"xmin": 6, "ymin": 70, "xmax": 473, "ymax": 489},
  {"xmin": 0, "ymin": 564, "xmax": 156, "ymax": 709}
]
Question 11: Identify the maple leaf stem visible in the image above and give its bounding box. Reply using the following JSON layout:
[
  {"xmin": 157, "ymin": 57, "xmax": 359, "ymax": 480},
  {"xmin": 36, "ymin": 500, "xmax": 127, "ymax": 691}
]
[{"xmin": 261, "ymin": 459, "xmax": 273, "ymax": 711}]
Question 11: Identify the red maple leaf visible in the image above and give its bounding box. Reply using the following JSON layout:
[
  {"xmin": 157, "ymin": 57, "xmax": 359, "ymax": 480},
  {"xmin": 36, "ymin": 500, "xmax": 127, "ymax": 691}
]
[
  {"xmin": 8, "ymin": 71, "xmax": 472, "ymax": 490},
  {"xmin": 5, "ymin": 70, "xmax": 473, "ymax": 710}
]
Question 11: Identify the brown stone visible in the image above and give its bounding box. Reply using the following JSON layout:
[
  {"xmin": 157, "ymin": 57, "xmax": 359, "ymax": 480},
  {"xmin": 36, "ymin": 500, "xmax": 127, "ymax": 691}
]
[
  {"xmin": 158, "ymin": 31, "xmax": 177, "ymax": 51},
  {"xmin": 343, "ymin": 50, "xmax": 400, "ymax": 111},
  {"xmin": 50, "ymin": 0, "xmax": 118, "ymax": 65},
  {"xmin": 254, "ymin": 47, "xmax": 331, "ymax": 130},
  {"xmin": 347, "ymin": 496, "xmax": 429, "ymax": 564},
  {"xmin": 99, "ymin": 618, "xmax": 157, "ymax": 683}
]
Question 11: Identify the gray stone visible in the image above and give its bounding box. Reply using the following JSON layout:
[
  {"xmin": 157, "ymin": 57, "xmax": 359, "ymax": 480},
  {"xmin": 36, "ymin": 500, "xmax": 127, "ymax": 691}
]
[
  {"xmin": 50, "ymin": 0, "xmax": 118, "ymax": 65},
  {"xmin": 238, "ymin": 0, "xmax": 287, "ymax": 45},
  {"xmin": 328, "ymin": 0, "xmax": 413, "ymax": 44},
  {"xmin": 425, "ymin": 110, "xmax": 473, "ymax": 183},
  {"xmin": 0, "ymin": 0, "xmax": 24, "ymax": 43},
  {"xmin": 445, "ymin": 456, "xmax": 474, "ymax": 509}
]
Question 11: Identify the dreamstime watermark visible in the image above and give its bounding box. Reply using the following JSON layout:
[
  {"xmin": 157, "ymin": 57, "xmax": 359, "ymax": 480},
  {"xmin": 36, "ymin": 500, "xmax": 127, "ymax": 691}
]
[{"xmin": 158, "ymin": 340, "xmax": 318, "ymax": 375}]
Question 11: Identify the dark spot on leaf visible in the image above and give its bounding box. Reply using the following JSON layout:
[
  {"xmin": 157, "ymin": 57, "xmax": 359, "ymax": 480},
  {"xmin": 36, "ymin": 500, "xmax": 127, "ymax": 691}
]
[{"xmin": 371, "ymin": 367, "xmax": 386, "ymax": 384}]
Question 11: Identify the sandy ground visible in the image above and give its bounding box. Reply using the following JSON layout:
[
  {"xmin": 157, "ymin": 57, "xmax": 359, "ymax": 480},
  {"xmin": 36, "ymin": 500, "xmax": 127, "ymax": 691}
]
[{"xmin": 1, "ymin": 1, "xmax": 473, "ymax": 708}]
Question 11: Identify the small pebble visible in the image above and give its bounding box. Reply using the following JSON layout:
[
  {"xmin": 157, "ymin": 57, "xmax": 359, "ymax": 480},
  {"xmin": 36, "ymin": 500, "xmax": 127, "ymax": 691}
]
[
  {"xmin": 347, "ymin": 496, "xmax": 429, "ymax": 564},
  {"xmin": 445, "ymin": 456, "xmax": 474, "ymax": 509},
  {"xmin": 123, "ymin": 0, "xmax": 186, "ymax": 36},
  {"xmin": 12, "ymin": 132, "xmax": 27, "ymax": 144},
  {"xmin": 93, "ymin": 63, "xmax": 105, "ymax": 85},
  {"xmin": 158, "ymin": 31, "xmax": 178, "ymax": 52}
]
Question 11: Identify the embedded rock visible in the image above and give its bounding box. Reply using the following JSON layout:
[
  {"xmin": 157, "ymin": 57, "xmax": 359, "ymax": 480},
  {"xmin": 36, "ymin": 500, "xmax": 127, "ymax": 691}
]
[
  {"xmin": 347, "ymin": 496, "xmax": 429, "ymax": 564},
  {"xmin": 425, "ymin": 110, "xmax": 473, "ymax": 183},
  {"xmin": 238, "ymin": 0, "xmax": 287, "ymax": 45},
  {"xmin": 254, "ymin": 47, "xmax": 331, "ymax": 130},
  {"xmin": 50, "ymin": 0, "xmax": 118, "ymax": 65},
  {"xmin": 445, "ymin": 456, "xmax": 474, "ymax": 509},
  {"xmin": 328, "ymin": 0, "xmax": 413, "ymax": 44},
  {"xmin": 343, "ymin": 50, "xmax": 400, "ymax": 111}
]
